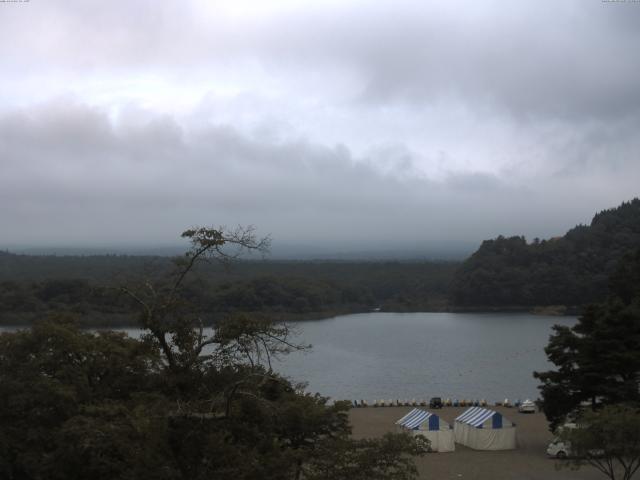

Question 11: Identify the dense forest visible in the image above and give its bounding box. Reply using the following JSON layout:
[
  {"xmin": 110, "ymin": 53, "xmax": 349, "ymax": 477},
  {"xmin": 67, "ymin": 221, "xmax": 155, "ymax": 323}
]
[
  {"xmin": 0, "ymin": 254, "xmax": 457, "ymax": 326},
  {"xmin": 450, "ymin": 199, "xmax": 640, "ymax": 309},
  {"xmin": 3, "ymin": 198, "xmax": 639, "ymax": 325}
]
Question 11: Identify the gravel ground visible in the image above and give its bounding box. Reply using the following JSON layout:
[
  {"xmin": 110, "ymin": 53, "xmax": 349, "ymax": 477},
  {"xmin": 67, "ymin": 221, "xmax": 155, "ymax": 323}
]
[{"xmin": 349, "ymin": 406, "xmax": 607, "ymax": 480}]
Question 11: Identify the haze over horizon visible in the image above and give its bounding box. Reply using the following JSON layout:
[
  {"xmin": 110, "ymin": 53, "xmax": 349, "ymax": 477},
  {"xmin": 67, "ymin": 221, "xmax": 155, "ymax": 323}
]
[{"xmin": 2, "ymin": 1, "xmax": 639, "ymax": 254}]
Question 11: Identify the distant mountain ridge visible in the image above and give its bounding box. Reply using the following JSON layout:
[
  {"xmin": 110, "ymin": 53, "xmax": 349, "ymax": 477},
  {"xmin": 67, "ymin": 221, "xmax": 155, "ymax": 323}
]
[
  {"xmin": 450, "ymin": 198, "xmax": 640, "ymax": 309},
  {"xmin": 2, "ymin": 243, "xmax": 474, "ymax": 261}
]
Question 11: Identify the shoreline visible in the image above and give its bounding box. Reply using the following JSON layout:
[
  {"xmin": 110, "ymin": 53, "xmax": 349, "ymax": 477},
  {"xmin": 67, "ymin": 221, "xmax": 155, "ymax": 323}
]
[{"xmin": 0, "ymin": 305, "xmax": 580, "ymax": 329}]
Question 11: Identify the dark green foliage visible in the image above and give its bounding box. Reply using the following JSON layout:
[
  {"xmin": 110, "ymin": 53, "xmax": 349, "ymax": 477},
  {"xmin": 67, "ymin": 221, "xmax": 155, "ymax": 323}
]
[
  {"xmin": 0, "ymin": 317, "xmax": 169, "ymax": 479},
  {"xmin": 609, "ymin": 249, "xmax": 640, "ymax": 305},
  {"xmin": 0, "ymin": 258, "xmax": 457, "ymax": 326},
  {"xmin": 534, "ymin": 248, "xmax": 640, "ymax": 430},
  {"xmin": 0, "ymin": 226, "xmax": 425, "ymax": 479},
  {"xmin": 451, "ymin": 199, "xmax": 640, "ymax": 307},
  {"xmin": 303, "ymin": 433, "xmax": 427, "ymax": 480},
  {"xmin": 560, "ymin": 405, "xmax": 640, "ymax": 480},
  {"xmin": 0, "ymin": 318, "xmax": 423, "ymax": 480}
]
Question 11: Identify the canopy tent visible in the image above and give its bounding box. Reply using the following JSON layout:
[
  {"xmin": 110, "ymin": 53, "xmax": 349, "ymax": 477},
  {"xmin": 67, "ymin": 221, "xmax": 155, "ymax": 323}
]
[
  {"xmin": 395, "ymin": 408, "xmax": 455, "ymax": 452},
  {"xmin": 454, "ymin": 407, "xmax": 516, "ymax": 450}
]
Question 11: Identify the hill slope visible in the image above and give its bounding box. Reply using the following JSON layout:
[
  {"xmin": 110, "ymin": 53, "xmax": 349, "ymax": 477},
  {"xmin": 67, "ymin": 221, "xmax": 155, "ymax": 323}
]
[{"xmin": 450, "ymin": 198, "xmax": 640, "ymax": 308}]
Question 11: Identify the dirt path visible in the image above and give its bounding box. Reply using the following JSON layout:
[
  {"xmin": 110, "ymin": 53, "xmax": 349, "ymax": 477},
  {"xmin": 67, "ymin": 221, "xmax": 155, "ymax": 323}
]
[{"xmin": 349, "ymin": 406, "xmax": 606, "ymax": 480}]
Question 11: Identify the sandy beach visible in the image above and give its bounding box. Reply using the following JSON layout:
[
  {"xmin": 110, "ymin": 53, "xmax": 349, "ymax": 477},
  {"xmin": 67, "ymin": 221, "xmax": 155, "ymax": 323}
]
[{"xmin": 349, "ymin": 406, "xmax": 605, "ymax": 480}]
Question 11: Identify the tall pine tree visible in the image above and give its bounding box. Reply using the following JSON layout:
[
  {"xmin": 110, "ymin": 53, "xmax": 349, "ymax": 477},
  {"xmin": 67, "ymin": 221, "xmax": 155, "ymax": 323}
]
[{"xmin": 534, "ymin": 249, "xmax": 640, "ymax": 430}]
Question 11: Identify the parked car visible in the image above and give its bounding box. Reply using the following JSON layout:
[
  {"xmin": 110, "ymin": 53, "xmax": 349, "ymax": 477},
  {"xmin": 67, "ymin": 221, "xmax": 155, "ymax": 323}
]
[
  {"xmin": 546, "ymin": 438, "xmax": 571, "ymax": 458},
  {"xmin": 546, "ymin": 438, "xmax": 604, "ymax": 459},
  {"xmin": 429, "ymin": 397, "xmax": 443, "ymax": 409},
  {"xmin": 546, "ymin": 423, "xmax": 603, "ymax": 459},
  {"xmin": 518, "ymin": 399, "xmax": 536, "ymax": 413}
]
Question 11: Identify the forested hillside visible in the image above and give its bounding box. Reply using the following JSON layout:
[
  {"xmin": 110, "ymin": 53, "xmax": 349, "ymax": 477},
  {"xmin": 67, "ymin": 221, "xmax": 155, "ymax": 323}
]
[
  {"xmin": 450, "ymin": 199, "xmax": 640, "ymax": 308},
  {"xmin": 0, "ymin": 255, "xmax": 457, "ymax": 326}
]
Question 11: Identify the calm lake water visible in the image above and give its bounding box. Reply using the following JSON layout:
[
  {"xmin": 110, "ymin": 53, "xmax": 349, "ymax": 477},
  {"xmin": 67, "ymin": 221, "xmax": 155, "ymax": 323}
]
[
  {"xmin": 1, "ymin": 312, "xmax": 574, "ymax": 404},
  {"xmin": 274, "ymin": 312, "xmax": 575, "ymax": 403}
]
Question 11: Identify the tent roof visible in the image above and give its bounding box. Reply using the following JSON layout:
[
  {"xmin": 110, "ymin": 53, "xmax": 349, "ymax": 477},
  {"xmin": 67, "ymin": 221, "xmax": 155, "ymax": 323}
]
[
  {"xmin": 455, "ymin": 407, "xmax": 504, "ymax": 427},
  {"xmin": 396, "ymin": 408, "xmax": 443, "ymax": 430}
]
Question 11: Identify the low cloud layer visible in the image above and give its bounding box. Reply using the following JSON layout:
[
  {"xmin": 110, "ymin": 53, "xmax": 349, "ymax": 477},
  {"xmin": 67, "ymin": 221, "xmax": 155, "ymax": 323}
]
[{"xmin": 1, "ymin": 1, "xmax": 638, "ymax": 255}]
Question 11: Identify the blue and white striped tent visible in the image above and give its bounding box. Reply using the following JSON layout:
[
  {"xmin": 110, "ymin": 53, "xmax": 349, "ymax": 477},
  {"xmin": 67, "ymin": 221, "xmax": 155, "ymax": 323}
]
[
  {"xmin": 396, "ymin": 408, "xmax": 454, "ymax": 452},
  {"xmin": 396, "ymin": 408, "xmax": 439, "ymax": 430},
  {"xmin": 454, "ymin": 407, "xmax": 516, "ymax": 450},
  {"xmin": 455, "ymin": 406, "xmax": 507, "ymax": 428}
]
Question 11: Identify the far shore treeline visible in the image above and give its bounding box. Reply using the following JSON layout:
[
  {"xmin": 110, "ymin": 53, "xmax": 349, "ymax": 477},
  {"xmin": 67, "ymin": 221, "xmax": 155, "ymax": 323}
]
[{"xmin": 1, "ymin": 198, "xmax": 639, "ymax": 327}]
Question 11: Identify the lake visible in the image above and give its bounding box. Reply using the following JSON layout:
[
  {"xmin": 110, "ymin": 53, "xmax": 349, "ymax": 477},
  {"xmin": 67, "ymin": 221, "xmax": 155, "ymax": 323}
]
[
  {"xmin": 1, "ymin": 312, "xmax": 574, "ymax": 404},
  {"xmin": 274, "ymin": 312, "xmax": 575, "ymax": 403}
]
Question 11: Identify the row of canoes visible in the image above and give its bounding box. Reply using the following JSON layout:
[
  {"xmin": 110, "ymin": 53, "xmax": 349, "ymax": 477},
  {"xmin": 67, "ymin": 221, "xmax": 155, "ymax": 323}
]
[{"xmin": 351, "ymin": 398, "xmax": 525, "ymax": 408}]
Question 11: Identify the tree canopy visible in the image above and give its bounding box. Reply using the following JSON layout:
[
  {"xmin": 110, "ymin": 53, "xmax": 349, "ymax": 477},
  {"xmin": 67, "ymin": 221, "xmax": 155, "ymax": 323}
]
[
  {"xmin": 0, "ymin": 254, "xmax": 456, "ymax": 327},
  {"xmin": 451, "ymin": 198, "xmax": 640, "ymax": 308},
  {"xmin": 561, "ymin": 405, "xmax": 640, "ymax": 480},
  {"xmin": 0, "ymin": 226, "xmax": 425, "ymax": 480},
  {"xmin": 534, "ymin": 248, "xmax": 640, "ymax": 430}
]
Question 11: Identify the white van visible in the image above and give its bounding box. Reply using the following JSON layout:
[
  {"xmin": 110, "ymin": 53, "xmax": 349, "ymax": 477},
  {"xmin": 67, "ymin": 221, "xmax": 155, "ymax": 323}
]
[{"xmin": 518, "ymin": 399, "xmax": 536, "ymax": 413}]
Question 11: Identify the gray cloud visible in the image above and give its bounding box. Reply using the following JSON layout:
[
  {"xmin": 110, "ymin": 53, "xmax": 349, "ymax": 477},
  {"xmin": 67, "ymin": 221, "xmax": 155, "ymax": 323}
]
[
  {"xmin": 0, "ymin": 1, "xmax": 638, "ymax": 254},
  {"xmin": 3, "ymin": 1, "xmax": 639, "ymax": 120},
  {"xmin": 1, "ymin": 100, "xmax": 635, "ymax": 252}
]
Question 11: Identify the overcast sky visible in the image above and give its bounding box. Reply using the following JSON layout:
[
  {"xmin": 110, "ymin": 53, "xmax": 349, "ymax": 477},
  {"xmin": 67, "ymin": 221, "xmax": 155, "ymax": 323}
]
[{"xmin": 1, "ymin": 0, "xmax": 639, "ymax": 256}]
